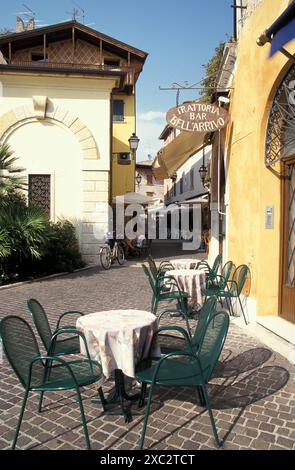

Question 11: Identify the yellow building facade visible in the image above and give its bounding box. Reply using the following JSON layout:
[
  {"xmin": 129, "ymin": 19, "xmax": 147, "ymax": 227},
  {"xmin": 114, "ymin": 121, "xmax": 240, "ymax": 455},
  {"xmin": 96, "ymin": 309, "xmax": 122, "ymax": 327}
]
[
  {"xmin": 225, "ymin": 0, "xmax": 295, "ymax": 323},
  {"xmin": 111, "ymin": 93, "xmax": 136, "ymax": 198}
]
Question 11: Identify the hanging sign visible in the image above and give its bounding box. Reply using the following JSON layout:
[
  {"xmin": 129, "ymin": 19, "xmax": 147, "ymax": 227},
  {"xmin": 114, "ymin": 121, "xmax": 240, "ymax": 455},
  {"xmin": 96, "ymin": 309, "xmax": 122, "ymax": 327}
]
[{"xmin": 166, "ymin": 101, "xmax": 229, "ymax": 132}]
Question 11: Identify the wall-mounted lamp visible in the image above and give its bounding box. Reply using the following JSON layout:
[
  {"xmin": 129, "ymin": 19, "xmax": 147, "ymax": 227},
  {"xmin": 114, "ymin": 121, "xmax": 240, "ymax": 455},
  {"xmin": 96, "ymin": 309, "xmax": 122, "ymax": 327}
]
[{"xmin": 198, "ymin": 145, "xmax": 208, "ymax": 186}]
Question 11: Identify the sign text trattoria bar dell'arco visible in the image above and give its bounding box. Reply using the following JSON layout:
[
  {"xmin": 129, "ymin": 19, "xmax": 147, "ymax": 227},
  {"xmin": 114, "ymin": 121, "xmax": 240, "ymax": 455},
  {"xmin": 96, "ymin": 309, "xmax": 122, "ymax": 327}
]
[{"xmin": 166, "ymin": 101, "xmax": 229, "ymax": 132}]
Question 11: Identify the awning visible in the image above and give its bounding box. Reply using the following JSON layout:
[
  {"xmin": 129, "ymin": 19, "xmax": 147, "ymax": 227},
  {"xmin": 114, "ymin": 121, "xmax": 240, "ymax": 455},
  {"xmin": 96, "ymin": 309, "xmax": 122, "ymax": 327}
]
[
  {"xmin": 152, "ymin": 151, "xmax": 168, "ymax": 180},
  {"xmin": 113, "ymin": 192, "xmax": 158, "ymax": 205},
  {"xmin": 257, "ymin": 1, "xmax": 295, "ymax": 58},
  {"xmin": 180, "ymin": 194, "xmax": 209, "ymax": 204},
  {"xmin": 152, "ymin": 130, "xmax": 207, "ymax": 179}
]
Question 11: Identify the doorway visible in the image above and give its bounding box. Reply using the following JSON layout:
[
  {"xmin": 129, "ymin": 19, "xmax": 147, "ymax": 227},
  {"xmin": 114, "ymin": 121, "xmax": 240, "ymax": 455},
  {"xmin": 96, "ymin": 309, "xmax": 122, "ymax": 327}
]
[{"xmin": 280, "ymin": 162, "xmax": 295, "ymax": 324}]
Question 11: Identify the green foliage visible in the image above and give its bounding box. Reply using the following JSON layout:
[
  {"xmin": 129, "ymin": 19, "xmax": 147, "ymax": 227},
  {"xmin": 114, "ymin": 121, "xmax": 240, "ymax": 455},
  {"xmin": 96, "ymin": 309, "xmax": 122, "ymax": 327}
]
[
  {"xmin": 0, "ymin": 143, "xmax": 27, "ymax": 195},
  {"xmin": 0, "ymin": 144, "xmax": 85, "ymax": 284},
  {"xmin": 200, "ymin": 42, "xmax": 226, "ymax": 103},
  {"xmin": 37, "ymin": 220, "xmax": 85, "ymax": 275},
  {"xmin": 0, "ymin": 201, "xmax": 51, "ymax": 278}
]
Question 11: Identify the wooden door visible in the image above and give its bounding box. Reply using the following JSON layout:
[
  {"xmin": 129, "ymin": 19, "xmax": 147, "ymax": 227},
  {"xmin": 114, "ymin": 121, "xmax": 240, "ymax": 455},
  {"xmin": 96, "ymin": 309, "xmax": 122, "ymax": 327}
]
[{"xmin": 280, "ymin": 162, "xmax": 295, "ymax": 324}]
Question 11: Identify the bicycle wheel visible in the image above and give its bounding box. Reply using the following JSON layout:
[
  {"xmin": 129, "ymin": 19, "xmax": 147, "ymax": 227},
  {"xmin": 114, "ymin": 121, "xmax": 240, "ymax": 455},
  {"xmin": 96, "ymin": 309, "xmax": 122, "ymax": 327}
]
[
  {"xmin": 117, "ymin": 244, "xmax": 125, "ymax": 265},
  {"xmin": 100, "ymin": 246, "xmax": 112, "ymax": 270}
]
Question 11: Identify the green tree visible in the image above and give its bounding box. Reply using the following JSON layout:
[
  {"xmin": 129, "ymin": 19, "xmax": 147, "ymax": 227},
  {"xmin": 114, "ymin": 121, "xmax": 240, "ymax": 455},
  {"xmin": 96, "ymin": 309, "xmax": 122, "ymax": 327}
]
[
  {"xmin": 200, "ymin": 42, "xmax": 226, "ymax": 102},
  {"xmin": 0, "ymin": 143, "xmax": 27, "ymax": 196}
]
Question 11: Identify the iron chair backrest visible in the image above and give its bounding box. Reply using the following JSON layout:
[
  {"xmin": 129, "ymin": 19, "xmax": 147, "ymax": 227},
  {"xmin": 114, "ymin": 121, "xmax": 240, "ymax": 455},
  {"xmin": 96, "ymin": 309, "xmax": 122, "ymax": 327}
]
[
  {"xmin": 27, "ymin": 298, "xmax": 53, "ymax": 351},
  {"xmin": 196, "ymin": 310, "xmax": 229, "ymax": 383},
  {"xmin": 142, "ymin": 263, "xmax": 157, "ymax": 295},
  {"xmin": 191, "ymin": 296, "xmax": 217, "ymax": 352},
  {"xmin": 220, "ymin": 261, "xmax": 234, "ymax": 286},
  {"xmin": 210, "ymin": 254, "xmax": 222, "ymax": 279},
  {"xmin": 0, "ymin": 316, "xmax": 41, "ymax": 389},
  {"xmin": 146, "ymin": 255, "xmax": 158, "ymax": 281},
  {"xmin": 230, "ymin": 264, "xmax": 250, "ymax": 296}
]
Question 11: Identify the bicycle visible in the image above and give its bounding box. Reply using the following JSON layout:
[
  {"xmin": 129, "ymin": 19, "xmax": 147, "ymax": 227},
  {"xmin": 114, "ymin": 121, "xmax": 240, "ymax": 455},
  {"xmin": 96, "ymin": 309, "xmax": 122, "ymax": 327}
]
[{"xmin": 99, "ymin": 238, "xmax": 125, "ymax": 270}]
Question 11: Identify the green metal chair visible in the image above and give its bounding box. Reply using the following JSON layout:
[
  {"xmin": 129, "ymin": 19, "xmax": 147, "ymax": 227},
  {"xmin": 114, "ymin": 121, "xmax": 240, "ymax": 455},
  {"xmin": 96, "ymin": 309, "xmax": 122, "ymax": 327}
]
[
  {"xmin": 146, "ymin": 255, "xmax": 174, "ymax": 280},
  {"xmin": 157, "ymin": 296, "xmax": 218, "ymax": 354},
  {"xmin": 203, "ymin": 261, "xmax": 235, "ymax": 299},
  {"xmin": 141, "ymin": 263, "xmax": 191, "ymax": 333},
  {"xmin": 146, "ymin": 255, "xmax": 159, "ymax": 281},
  {"xmin": 215, "ymin": 264, "xmax": 250, "ymax": 325},
  {"xmin": 27, "ymin": 298, "xmax": 84, "ymax": 356},
  {"xmin": 137, "ymin": 297, "xmax": 218, "ymax": 408},
  {"xmin": 196, "ymin": 254, "xmax": 222, "ymax": 282},
  {"xmin": 0, "ymin": 315, "xmax": 105, "ymax": 450},
  {"xmin": 136, "ymin": 309, "xmax": 230, "ymax": 449}
]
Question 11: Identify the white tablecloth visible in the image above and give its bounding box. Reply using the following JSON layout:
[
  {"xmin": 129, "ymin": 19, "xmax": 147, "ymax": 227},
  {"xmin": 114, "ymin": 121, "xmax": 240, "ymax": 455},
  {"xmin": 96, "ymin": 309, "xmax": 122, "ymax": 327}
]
[
  {"xmin": 76, "ymin": 309, "xmax": 160, "ymax": 378},
  {"xmin": 169, "ymin": 258, "xmax": 199, "ymax": 270},
  {"xmin": 166, "ymin": 269, "xmax": 206, "ymax": 310}
]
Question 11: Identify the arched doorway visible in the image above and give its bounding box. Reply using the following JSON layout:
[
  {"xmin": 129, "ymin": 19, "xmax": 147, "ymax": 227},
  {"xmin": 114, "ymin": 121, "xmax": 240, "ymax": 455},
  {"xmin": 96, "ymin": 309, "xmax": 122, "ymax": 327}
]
[
  {"xmin": 6, "ymin": 119, "xmax": 83, "ymax": 222},
  {"xmin": 266, "ymin": 64, "xmax": 295, "ymax": 324}
]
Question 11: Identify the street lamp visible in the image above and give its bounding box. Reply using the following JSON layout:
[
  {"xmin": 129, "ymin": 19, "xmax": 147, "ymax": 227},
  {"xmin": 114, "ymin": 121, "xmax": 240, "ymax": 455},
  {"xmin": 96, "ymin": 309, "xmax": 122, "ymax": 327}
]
[
  {"xmin": 198, "ymin": 164, "xmax": 208, "ymax": 182},
  {"xmin": 128, "ymin": 132, "xmax": 140, "ymax": 156}
]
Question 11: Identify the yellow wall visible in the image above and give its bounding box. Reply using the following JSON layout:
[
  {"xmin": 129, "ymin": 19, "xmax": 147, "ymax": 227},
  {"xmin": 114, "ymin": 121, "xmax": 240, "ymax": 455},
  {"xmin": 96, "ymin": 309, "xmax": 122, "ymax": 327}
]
[
  {"xmin": 226, "ymin": 0, "xmax": 295, "ymax": 316},
  {"xmin": 112, "ymin": 93, "xmax": 136, "ymax": 198}
]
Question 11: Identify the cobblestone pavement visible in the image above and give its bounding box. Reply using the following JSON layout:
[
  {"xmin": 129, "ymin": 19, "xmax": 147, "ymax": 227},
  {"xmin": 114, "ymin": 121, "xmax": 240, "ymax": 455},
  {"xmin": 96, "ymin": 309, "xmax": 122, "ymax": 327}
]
[{"xmin": 0, "ymin": 252, "xmax": 295, "ymax": 451}]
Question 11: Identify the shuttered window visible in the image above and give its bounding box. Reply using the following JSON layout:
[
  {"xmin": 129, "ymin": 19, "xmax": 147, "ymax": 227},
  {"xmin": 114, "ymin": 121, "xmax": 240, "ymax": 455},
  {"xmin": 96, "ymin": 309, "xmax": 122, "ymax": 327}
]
[{"xmin": 113, "ymin": 100, "xmax": 124, "ymax": 121}]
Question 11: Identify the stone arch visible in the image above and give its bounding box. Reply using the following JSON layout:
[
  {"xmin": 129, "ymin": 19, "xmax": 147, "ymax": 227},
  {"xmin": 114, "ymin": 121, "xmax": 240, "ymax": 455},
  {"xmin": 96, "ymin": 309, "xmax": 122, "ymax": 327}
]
[{"xmin": 0, "ymin": 97, "xmax": 99, "ymax": 160}]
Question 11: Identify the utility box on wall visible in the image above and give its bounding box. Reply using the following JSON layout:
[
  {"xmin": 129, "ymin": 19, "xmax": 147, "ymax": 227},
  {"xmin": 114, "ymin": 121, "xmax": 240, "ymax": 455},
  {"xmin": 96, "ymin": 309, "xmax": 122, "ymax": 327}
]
[{"xmin": 265, "ymin": 205, "xmax": 274, "ymax": 229}]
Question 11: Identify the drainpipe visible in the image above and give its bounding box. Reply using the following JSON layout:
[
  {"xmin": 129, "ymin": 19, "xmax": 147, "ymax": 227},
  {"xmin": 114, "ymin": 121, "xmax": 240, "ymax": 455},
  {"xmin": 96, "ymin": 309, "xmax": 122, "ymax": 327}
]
[{"xmin": 217, "ymin": 129, "xmax": 226, "ymax": 217}]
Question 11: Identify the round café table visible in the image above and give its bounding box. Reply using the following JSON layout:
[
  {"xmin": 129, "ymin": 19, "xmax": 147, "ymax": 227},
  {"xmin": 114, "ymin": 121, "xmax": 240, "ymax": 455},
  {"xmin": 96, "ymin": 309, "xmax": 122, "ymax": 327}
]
[
  {"xmin": 76, "ymin": 309, "xmax": 160, "ymax": 421},
  {"xmin": 166, "ymin": 269, "xmax": 206, "ymax": 312},
  {"xmin": 168, "ymin": 258, "xmax": 199, "ymax": 270}
]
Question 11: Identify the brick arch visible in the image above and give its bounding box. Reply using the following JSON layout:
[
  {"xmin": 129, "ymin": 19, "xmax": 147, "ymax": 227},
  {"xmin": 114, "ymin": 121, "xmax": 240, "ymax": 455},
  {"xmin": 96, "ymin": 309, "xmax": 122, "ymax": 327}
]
[{"xmin": 0, "ymin": 100, "xmax": 99, "ymax": 160}]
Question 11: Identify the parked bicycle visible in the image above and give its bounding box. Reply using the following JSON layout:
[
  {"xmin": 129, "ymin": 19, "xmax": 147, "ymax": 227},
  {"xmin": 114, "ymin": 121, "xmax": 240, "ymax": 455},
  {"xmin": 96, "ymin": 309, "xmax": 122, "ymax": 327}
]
[{"xmin": 100, "ymin": 237, "xmax": 125, "ymax": 270}]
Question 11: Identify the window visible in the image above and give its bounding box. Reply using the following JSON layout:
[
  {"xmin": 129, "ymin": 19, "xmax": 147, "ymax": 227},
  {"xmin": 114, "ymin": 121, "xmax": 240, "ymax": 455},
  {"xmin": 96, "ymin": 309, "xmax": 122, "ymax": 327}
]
[
  {"xmin": 180, "ymin": 177, "xmax": 183, "ymax": 194},
  {"xmin": 190, "ymin": 169, "xmax": 194, "ymax": 190},
  {"xmin": 104, "ymin": 59, "xmax": 120, "ymax": 66},
  {"xmin": 28, "ymin": 174, "xmax": 51, "ymax": 217},
  {"xmin": 146, "ymin": 192, "xmax": 154, "ymax": 197},
  {"xmin": 113, "ymin": 99, "xmax": 124, "ymax": 122},
  {"xmin": 173, "ymin": 183, "xmax": 176, "ymax": 196},
  {"xmin": 147, "ymin": 173, "xmax": 153, "ymax": 185},
  {"xmin": 31, "ymin": 53, "xmax": 48, "ymax": 62}
]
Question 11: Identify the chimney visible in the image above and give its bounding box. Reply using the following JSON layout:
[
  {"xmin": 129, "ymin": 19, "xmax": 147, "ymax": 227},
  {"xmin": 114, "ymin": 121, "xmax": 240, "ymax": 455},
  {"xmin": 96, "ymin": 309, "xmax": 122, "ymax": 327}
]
[
  {"xmin": 16, "ymin": 16, "xmax": 25, "ymax": 33},
  {"xmin": 27, "ymin": 18, "xmax": 35, "ymax": 30}
]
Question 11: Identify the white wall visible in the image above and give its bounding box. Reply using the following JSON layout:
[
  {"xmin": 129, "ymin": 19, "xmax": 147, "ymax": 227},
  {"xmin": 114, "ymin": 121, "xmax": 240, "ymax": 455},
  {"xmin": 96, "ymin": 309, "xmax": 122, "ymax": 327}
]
[
  {"xmin": 165, "ymin": 146, "xmax": 211, "ymax": 204},
  {"xmin": 0, "ymin": 73, "xmax": 117, "ymax": 263},
  {"xmin": 7, "ymin": 120, "xmax": 83, "ymax": 222}
]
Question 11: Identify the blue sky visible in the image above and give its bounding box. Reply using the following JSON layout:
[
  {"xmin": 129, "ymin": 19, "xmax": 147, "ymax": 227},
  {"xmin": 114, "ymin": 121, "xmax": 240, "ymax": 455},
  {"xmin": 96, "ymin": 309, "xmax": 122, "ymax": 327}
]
[{"xmin": 0, "ymin": 0, "xmax": 233, "ymax": 160}]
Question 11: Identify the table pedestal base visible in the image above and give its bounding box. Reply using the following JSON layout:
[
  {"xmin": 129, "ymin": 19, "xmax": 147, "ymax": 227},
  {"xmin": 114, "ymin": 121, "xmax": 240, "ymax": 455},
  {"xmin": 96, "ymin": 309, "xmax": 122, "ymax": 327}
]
[{"xmin": 91, "ymin": 369, "xmax": 140, "ymax": 422}]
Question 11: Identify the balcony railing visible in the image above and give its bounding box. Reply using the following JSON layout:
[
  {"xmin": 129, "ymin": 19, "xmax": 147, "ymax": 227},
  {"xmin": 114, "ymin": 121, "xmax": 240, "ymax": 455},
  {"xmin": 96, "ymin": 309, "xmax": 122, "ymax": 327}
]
[{"xmin": 3, "ymin": 61, "xmax": 135, "ymax": 87}]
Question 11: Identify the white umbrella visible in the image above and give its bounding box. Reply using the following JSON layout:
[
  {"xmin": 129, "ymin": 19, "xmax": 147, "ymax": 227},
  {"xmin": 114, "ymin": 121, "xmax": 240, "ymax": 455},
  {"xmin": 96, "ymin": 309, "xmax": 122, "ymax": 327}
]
[{"xmin": 113, "ymin": 192, "xmax": 159, "ymax": 205}]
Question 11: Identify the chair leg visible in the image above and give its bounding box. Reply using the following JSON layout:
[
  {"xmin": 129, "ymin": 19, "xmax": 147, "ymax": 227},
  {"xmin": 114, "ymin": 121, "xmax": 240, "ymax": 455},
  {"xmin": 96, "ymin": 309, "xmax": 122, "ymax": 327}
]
[
  {"xmin": 139, "ymin": 383, "xmax": 154, "ymax": 450},
  {"xmin": 12, "ymin": 389, "xmax": 29, "ymax": 450},
  {"xmin": 75, "ymin": 387, "xmax": 91, "ymax": 450},
  {"xmin": 201, "ymin": 385, "xmax": 222, "ymax": 447},
  {"xmin": 38, "ymin": 391, "xmax": 44, "ymax": 413},
  {"xmin": 238, "ymin": 296, "xmax": 248, "ymax": 325},
  {"xmin": 138, "ymin": 383, "xmax": 147, "ymax": 408},
  {"xmin": 224, "ymin": 297, "xmax": 232, "ymax": 315},
  {"xmin": 98, "ymin": 387, "xmax": 107, "ymax": 412},
  {"xmin": 153, "ymin": 299, "xmax": 158, "ymax": 315},
  {"xmin": 228, "ymin": 297, "xmax": 235, "ymax": 317}
]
